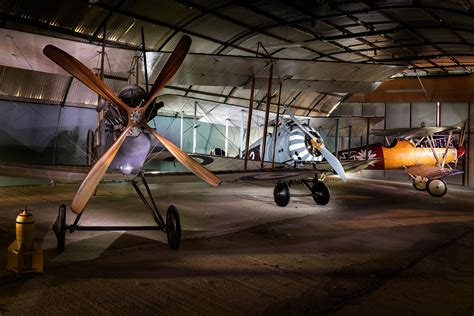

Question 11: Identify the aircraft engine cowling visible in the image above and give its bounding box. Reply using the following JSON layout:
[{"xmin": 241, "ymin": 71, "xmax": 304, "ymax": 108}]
[{"xmin": 288, "ymin": 126, "xmax": 323, "ymax": 163}]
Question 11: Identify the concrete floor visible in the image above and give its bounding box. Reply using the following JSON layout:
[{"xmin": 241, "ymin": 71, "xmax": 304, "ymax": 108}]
[{"xmin": 0, "ymin": 177, "xmax": 473, "ymax": 315}]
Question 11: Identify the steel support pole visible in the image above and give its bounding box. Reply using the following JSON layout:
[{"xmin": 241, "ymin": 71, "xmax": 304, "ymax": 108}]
[
  {"xmin": 334, "ymin": 118, "xmax": 340, "ymax": 156},
  {"xmin": 436, "ymin": 102, "xmax": 441, "ymax": 127},
  {"xmin": 271, "ymin": 83, "xmax": 282, "ymax": 168},
  {"xmin": 348, "ymin": 125, "xmax": 352, "ymax": 149},
  {"xmin": 466, "ymin": 102, "xmax": 471, "ymax": 187},
  {"xmin": 261, "ymin": 63, "xmax": 273, "ymax": 168},
  {"xmin": 240, "ymin": 110, "xmax": 245, "ymax": 158},
  {"xmin": 193, "ymin": 101, "xmax": 197, "ymax": 153},
  {"xmin": 97, "ymin": 24, "xmax": 107, "ymax": 155},
  {"xmin": 141, "ymin": 27, "xmax": 149, "ymax": 94},
  {"xmin": 244, "ymin": 77, "xmax": 255, "ymax": 170},
  {"xmin": 180, "ymin": 110, "xmax": 184, "ymax": 149},
  {"xmin": 365, "ymin": 118, "xmax": 370, "ymax": 160},
  {"xmin": 225, "ymin": 118, "xmax": 229, "ymax": 157}
]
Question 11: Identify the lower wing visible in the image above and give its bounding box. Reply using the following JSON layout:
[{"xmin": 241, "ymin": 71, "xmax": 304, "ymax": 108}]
[
  {"xmin": 0, "ymin": 162, "xmax": 134, "ymax": 183},
  {"xmin": 405, "ymin": 165, "xmax": 463, "ymax": 179},
  {"xmin": 0, "ymin": 155, "xmax": 374, "ymax": 184},
  {"xmin": 143, "ymin": 153, "xmax": 374, "ymax": 183}
]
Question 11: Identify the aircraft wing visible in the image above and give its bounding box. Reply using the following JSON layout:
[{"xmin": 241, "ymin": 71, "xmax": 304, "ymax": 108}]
[
  {"xmin": 0, "ymin": 28, "xmax": 404, "ymax": 94},
  {"xmin": 0, "ymin": 163, "xmax": 134, "ymax": 183},
  {"xmin": 405, "ymin": 165, "xmax": 463, "ymax": 179},
  {"xmin": 143, "ymin": 153, "xmax": 373, "ymax": 183},
  {"xmin": 372, "ymin": 126, "xmax": 460, "ymax": 138},
  {"xmin": 0, "ymin": 156, "xmax": 373, "ymax": 185}
]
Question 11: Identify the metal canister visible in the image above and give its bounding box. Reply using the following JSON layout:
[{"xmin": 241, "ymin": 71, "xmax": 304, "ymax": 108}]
[{"xmin": 14, "ymin": 207, "xmax": 36, "ymax": 251}]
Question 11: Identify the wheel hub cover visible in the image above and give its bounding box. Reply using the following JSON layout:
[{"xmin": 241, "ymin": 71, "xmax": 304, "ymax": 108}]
[
  {"xmin": 429, "ymin": 179, "xmax": 445, "ymax": 195},
  {"xmin": 130, "ymin": 110, "xmax": 143, "ymax": 124}
]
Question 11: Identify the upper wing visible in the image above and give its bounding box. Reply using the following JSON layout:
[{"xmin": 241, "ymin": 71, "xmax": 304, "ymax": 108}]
[
  {"xmin": 0, "ymin": 162, "xmax": 134, "ymax": 183},
  {"xmin": 372, "ymin": 126, "xmax": 460, "ymax": 138},
  {"xmin": 0, "ymin": 28, "xmax": 404, "ymax": 93}
]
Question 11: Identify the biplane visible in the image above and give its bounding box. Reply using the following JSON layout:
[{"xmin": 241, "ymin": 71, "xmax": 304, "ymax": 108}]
[
  {"xmin": 338, "ymin": 123, "xmax": 467, "ymax": 197},
  {"xmin": 0, "ymin": 30, "xmax": 401, "ymax": 252}
]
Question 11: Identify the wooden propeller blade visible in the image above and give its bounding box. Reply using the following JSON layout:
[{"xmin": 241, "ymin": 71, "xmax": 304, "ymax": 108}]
[
  {"xmin": 142, "ymin": 36, "xmax": 191, "ymax": 111},
  {"xmin": 43, "ymin": 45, "xmax": 129, "ymax": 110},
  {"xmin": 71, "ymin": 126, "xmax": 132, "ymax": 214},
  {"xmin": 147, "ymin": 127, "xmax": 221, "ymax": 187}
]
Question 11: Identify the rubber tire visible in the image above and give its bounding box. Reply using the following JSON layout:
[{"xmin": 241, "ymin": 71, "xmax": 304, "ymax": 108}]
[
  {"xmin": 53, "ymin": 203, "xmax": 66, "ymax": 253},
  {"xmin": 166, "ymin": 205, "xmax": 181, "ymax": 250},
  {"xmin": 273, "ymin": 182, "xmax": 290, "ymax": 207},
  {"xmin": 412, "ymin": 177, "xmax": 427, "ymax": 191},
  {"xmin": 312, "ymin": 181, "xmax": 331, "ymax": 205},
  {"xmin": 86, "ymin": 129, "xmax": 94, "ymax": 167},
  {"xmin": 426, "ymin": 178, "xmax": 448, "ymax": 197}
]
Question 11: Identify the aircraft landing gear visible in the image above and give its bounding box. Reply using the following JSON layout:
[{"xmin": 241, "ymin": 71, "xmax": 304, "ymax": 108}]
[
  {"xmin": 272, "ymin": 178, "xmax": 331, "ymax": 207},
  {"xmin": 52, "ymin": 203, "xmax": 66, "ymax": 253},
  {"xmin": 273, "ymin": 182, "xmax": 290, "ymax": 207},
  {"xmin": 412, "ymin": 176, "xmax": 427, "ymax": 191},
  {"xmin": 52, "ymin": 172, "xmax": 182, "ymax": 253},
  {"xmin": 311, "ymin": 181, "xmax": 330, "ymax": 205},
  {"xmin": 166, "ymin": 205, "xmax": 181, "ymax": 250},
  {"xmin": 426, "ymin": 178, "xmax": 448, "ymax": 197}
]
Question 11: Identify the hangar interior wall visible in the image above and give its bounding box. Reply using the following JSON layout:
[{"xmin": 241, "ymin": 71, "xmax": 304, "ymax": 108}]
[
  {"xmin": 332, "ymin": 102, "xmax": 473, "ymax": 188},
  {"xmin": 1, "ymin": 99, "xmax": 472, "ymax": 189},
  {"xmin": 0, "ymin": 100, "xmax": 250, "ymax": 185}
]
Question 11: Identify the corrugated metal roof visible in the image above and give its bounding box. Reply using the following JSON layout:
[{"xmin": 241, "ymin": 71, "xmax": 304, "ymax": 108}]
[
  {"xmin": 0, "ymin": 0, "xmax": 472, "ymax": 119},
  {"xmin": 0, "ymin": 65, "xmax": 67, "ymax": 104}
]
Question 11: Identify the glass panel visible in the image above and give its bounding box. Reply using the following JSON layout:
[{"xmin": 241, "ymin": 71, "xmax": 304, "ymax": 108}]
[
  {"xmin": 362, "ymin": 103, "xmax": 385, "ymax": 116},
  {"xmin": 385, "ymin": 103, "xmax": 410, "ymax": 129},
  {"xmin": 411, "ymin": 103, "xmax": 436, "ymax": 127},
  {"xmin": 337, "ymin": 103, "xmax": 362, "ymax": 116},
  {"xmin": 441, "ymin": 103, "xmax": 468, "ymax": 126}
]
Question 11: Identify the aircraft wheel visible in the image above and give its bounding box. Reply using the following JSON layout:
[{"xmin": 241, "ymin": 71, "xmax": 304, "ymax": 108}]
[
  {"xmin": 426, "ymin": 178, "xmax": 448, "ymax": 197},
  {"xmin": 312, "ymin": 181, "xmax": 331, "ymax": 205},
  {"xmin": 273, "ymin": 182, "xmax": 290, "ymax": 207},
  {"xmin": 166, "ymin": 205, "xmax": 181, "ymax": 250},
  {"xmin": 86, "ymin": 129, "xmax": 94, "ymax": 167},
  {"xmin": 52, "ymin": 203, "xmax": 66, "ymax": 253},
  {"xmin": 412, "ymin": 176, "xmax": 427, "ymax": 191}
]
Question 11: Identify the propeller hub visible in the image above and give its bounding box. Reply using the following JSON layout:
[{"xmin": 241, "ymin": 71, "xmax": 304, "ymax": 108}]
[{"xmin": 130, "ymin": 110, "xmax": 143, "ymax": 124}]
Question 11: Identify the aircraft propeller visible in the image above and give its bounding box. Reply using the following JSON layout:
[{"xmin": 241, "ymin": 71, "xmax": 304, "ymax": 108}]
[
  {"xmin": 282, "ymin": 104, "xmax": 347, "ymax": 182},
  {"xmin": 44, "ymin": 36, "xmax": 222, "ymax": 215},
  {"xmin": 455, "ymin": 120, "xmax": 467, "ymax": 168}
]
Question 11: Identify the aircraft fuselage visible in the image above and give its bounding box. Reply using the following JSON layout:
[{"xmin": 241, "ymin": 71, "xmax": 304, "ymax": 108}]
[{"xmin": 338, "ymin": 139, "xmax": 458, "ymax": 170}]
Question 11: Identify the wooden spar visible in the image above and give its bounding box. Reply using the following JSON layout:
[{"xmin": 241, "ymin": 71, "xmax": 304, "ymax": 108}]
[
  {"xmin": 271, "ymin": 82, "xmax": 282, "ymax": 168},
  {"xmin": 261, "ymin": 63, "xmax": 273, "ymax": 169},
  {"xmin": 141, "ymin": 27, "xmax": 149, "ymax": 94},
  {"xmin": 334, "ymin": 118, "xmax": 340, "ymax": 156},
  {"xmin": 243, "ymin": 77, "xmax": 255, "ymax": 170},
  {"xmin": 98, "ymin": 24, "xmax": 106, "ymax": 153},
  {"xmin": 135, "ymin": 56, "xmax": 139, "ymax": 85},
  {"xmin": 348, "ymin": 125, "xmax": 352, "ymax": 149},
  {"xmin": 441, "ymin": 131, "xmax": 453, "ymax": 170}
]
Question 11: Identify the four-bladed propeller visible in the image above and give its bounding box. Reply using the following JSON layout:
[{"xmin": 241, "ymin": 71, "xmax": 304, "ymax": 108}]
[
  {"xmin": 282, "ymin": 104, "xmax": 347, "ymax": 182},
  {"xmin": 44, "ymin": 35, "xmax": 221, "ymax": 215}
]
